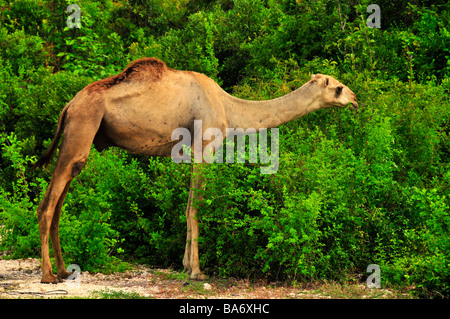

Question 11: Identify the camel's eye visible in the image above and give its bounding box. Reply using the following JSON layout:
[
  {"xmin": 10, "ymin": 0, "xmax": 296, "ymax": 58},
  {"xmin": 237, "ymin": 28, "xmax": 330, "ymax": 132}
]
[
  {"xmin": 335, "ymin": 86, "xmax": 343, "ymax": 97},
  {"xmin": 325, "ymin": 78, "xmax": 329, "ymax": 86}
]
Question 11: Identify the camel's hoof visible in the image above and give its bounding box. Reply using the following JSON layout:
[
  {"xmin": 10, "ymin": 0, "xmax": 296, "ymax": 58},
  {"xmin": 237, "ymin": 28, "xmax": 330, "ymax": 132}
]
[
  {"xmin": 190, "ymin": 273, "xmax": 208, "ymax": 281},
  {"xmin": 40, "ymin": 274, "xmax": 59, "ymax": 284}
]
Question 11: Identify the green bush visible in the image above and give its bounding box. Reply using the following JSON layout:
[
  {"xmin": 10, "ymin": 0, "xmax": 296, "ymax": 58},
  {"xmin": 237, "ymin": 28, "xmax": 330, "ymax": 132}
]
[
  {"xmin": 0, "ymin": 134, "xmax": 126, "ymax": 273},
  {"xmin": 0, "ymin": 133, "xmax": 41, "ymax": 258},
  {"xmin": 0, "ymin": 28, "xmax": 47, "ymax": 76},
  {"xmin": 73, "ymin": 149, "xmax": 190, "ymax": 268},
  {"xmin": 381, "ymin": 187, "xmax": 450, "ymax": 297}
]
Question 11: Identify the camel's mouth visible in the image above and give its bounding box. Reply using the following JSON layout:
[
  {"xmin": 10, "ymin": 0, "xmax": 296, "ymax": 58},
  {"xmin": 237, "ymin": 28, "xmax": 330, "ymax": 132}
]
[{"xmin": 349, "ymin": 100, "xmax": 359, "ymax": 110}]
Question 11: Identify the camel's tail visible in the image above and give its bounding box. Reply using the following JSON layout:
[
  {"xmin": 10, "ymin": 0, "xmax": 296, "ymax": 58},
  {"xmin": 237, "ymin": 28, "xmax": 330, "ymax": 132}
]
[{"xmin": 33, "ymin": 103, "xmax": 71, "ymax": 169}]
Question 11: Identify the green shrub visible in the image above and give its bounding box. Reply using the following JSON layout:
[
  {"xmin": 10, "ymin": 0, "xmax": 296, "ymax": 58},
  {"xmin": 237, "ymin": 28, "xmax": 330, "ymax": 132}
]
[
  {"xmin": 0, "ymin": 134, "xmax": 126, "ymax": 273},
  {"xmin": 0, "ymin": 133, "xmax": 41, "ymax": 258},
  {"xmin": 381, "ymin": 187, "xmax": 450, "ymax": 297},
  {"xmin": 0, "ymin": 28, "xmax": 47, "ymax": 76}
]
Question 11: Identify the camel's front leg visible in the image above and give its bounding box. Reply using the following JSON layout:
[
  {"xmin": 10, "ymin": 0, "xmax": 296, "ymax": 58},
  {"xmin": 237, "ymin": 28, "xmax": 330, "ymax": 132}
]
[
  {"xmin": 182, "ymin": 175, "xmax": 194, "ymax": 273},
  {"xmin": 188, "ymin": 201, "xmax": 204, "ymax": 279},
  {"xmin": 183, "ymin": 164, "xmax": 207, "ymax": 280}
]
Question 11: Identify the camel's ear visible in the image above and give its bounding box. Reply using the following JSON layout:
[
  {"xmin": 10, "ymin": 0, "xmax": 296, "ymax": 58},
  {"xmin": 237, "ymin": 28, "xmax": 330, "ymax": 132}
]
[{"xmin": 311, "ymin": 74, "xmax": 315, "ymax": 80}]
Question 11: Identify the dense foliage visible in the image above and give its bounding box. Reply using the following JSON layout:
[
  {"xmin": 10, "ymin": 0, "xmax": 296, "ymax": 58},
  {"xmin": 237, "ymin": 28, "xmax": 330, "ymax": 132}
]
[{"xmin": 0, "ymin": 0, "xmax": 449, "ymax": 298}]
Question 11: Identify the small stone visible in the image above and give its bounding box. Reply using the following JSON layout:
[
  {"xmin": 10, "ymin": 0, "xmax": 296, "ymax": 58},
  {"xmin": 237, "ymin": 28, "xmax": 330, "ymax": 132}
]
[{"xmin": 203, "ymin": 283, "xmax": 212, "ymax": 290}]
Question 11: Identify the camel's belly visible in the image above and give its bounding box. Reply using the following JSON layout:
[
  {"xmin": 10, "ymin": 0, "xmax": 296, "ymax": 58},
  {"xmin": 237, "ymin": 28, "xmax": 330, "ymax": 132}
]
[{"xmin": 99, "ymin": 101, "xmax": 193, "ymax": 157}]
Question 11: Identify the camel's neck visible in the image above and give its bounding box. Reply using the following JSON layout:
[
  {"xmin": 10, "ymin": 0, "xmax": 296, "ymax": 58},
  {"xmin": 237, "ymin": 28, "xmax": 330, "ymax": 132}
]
[{"xmin": 221, "ymin": 83, "xmax": 322, "ymax": 131}]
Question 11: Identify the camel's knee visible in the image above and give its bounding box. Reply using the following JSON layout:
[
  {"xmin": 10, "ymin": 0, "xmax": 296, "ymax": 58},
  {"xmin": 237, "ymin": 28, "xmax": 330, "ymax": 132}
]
[{"xmin": 71, "ymin": 161, "xmax": 86, "ymax": 178}]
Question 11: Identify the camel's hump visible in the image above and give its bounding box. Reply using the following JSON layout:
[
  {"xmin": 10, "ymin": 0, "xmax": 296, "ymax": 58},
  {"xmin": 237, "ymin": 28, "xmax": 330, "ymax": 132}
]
[{"xmin": 86, "ymin": 57, "xmax": 168, "ymax": 92}]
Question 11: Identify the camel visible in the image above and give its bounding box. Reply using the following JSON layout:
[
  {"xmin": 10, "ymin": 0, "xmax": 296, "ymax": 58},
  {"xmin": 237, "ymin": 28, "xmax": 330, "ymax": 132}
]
[{"xmin": 34, "ymin": 57, "xmax": 358, "ymax": 283}]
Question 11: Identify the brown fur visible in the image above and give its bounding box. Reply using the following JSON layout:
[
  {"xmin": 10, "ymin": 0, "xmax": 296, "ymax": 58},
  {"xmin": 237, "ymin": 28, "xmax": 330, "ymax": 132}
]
[{"xmin": 85, "ymin": 57, "xmax": 168, "ymax": 93}]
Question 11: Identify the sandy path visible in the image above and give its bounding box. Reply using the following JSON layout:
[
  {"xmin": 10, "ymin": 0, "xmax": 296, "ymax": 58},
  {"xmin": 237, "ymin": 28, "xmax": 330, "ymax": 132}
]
[{"xmin": 0, "ymin": 258, "xmax": 405, "ymax": 299}]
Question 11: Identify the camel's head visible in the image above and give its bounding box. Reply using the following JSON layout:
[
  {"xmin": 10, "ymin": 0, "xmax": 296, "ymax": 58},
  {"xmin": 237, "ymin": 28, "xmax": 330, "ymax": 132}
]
[{"xmin": 310, "ymin": 74, "xmax": 359, "ymax": 110}]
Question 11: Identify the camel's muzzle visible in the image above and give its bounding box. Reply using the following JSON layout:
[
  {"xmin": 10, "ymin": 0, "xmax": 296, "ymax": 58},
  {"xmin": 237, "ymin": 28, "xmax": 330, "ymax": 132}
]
[{"xmin": 349, "ymin": 99, "xmax": 359, "ymax": 110}]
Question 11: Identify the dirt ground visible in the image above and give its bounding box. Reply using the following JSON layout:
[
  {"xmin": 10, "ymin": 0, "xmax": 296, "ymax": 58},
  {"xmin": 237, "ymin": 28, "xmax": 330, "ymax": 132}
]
[{"xmin": 0, "ymin": 258, "xmax": 413, "ymax": 299}]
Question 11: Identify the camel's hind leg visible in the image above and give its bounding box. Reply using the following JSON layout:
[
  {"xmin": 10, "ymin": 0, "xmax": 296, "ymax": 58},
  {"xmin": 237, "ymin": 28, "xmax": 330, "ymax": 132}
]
[
  {"xmin": 38, "ymin": 164, "xmax": 74, "ymax": 283},
  {"xmin": 50, "ymin": 182, "xmax": 72, "ymax": 280},
  {"xmin": 38, "ymin": 104, "xmax": 103, "ymax": 283}
]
